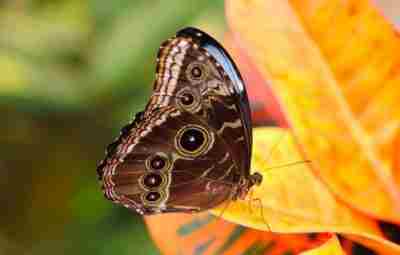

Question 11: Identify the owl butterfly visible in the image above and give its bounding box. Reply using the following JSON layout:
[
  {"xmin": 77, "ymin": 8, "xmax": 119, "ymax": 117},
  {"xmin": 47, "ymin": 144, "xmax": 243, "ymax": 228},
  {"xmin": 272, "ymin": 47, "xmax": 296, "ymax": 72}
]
[{"xmin": 97, "ymin": 27, "xmax": 262, "ymax": 215}]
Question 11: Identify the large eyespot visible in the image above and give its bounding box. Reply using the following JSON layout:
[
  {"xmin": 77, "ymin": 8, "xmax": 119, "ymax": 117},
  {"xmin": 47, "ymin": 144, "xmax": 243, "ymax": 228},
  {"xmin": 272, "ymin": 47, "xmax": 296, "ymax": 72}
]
[
  {"xmin": 141, "ymin": 190, "xmax": 166, "ymax": 205},
  {"xmin": 175, "ymin": 125, "xmax": 212, "ymax": 156},
  {"xmin": 180, "ymin": 129, "xmax": 204, "ymax": 151},
  {"xmin": 146, "ymin": 153, "xmax": 170, "ymax": 171},
  {"xmin": 140, "ymin": 172, "xmax": 165, "ymax": 189},
  {"xmin": 186, "ymin": 62, "xmax": 208, "ymax": 82}
]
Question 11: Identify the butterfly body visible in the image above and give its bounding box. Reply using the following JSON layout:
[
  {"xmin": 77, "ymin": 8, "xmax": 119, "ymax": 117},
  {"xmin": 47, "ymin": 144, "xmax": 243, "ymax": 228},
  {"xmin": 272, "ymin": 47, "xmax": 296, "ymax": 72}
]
[{"xmin": 97, "ymin": 27, "xmax": 262, "ymax": 215}]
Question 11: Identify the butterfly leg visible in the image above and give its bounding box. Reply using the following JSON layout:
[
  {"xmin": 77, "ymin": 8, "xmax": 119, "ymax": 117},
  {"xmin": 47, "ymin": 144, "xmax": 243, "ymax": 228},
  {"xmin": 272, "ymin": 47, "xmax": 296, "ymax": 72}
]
[
  {"xmin": 251, "ymin": 197, "xmax": 272, "ymax": 232},
  {"xmin": 247, "ymin": 172, "xmax": 272, "ymax": 231}
]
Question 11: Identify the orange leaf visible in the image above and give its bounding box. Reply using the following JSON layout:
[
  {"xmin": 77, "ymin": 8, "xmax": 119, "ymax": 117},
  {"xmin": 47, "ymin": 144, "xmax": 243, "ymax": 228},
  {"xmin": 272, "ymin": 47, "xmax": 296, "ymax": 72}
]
[
  {"xmin": 211, "ymin": 128, "xmax": 400, "ymax": 253},
  {"xmin": 226, "ymin": 0, "xmax": 400, "ymax": 223},
  {"xmin": 145, "ymin": 213, "xmax": 343, "ymax": 254}
]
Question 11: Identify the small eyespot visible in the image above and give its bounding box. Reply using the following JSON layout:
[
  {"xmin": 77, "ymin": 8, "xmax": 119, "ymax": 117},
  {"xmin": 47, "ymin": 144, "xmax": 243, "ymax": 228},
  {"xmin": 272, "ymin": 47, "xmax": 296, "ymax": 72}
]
[
  {"xmin": 146, "ymin": 153, "xmax": 169, "ymax": 171},
  {"xmin": 143, "ymin": 173, "xmax": 163, "ymax": 189},
  {"xmin": 186, "ymin": 62, "xmax": 207, "ymax": 82},
  {"xmin": 145, "ymin": 191, "xmax": 161, "ymax": 202},
  {"xmin": 150, "ymin": 155, "xmax": 166, "ymax": 170},
  {"xmin": 191, "ymin": 67, "xmax": 202, "ymax": 78},
  {"xmin": 175, "ymin": 125, "xmax": 212, "ymax": 156},
  {"xmin": 176, "ymin": 88, "xmax": 200, "ymax": 112},
  {"xmin": 141, "ymin": 190, "xmax": 166, "ymax": 205},
  {"xmin": 180, "ymin": 92, "xmax": 195, "ymax": 106}
]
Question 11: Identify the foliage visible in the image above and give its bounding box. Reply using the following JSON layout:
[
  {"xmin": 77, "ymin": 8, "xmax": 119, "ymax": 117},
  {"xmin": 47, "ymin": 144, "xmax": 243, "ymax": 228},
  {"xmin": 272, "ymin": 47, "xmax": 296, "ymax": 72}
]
[{"xmin": 0, "ymin": 1, "xmax": 224, "ymax": 254}]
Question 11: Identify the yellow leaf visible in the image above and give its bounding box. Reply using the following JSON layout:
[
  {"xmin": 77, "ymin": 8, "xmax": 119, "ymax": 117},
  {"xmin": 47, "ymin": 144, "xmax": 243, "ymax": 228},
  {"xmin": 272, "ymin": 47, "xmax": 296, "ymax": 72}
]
[
  {"xmin": 226, "ymin": 0, "xmax": 400, "ymax": 223},
  {"xmin": 212, "ymin": 128, "xmax": 400, "ymax": 253}
]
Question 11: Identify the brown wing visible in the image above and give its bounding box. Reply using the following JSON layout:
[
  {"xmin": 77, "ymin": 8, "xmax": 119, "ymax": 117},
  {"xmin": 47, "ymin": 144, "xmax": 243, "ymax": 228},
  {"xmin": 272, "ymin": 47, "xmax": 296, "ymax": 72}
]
[
  {"xmin": 97, "ymin": 28, "xmax": 260, "ymax": 215},
  {"xmin": 145, "ymin": 28, "xmax": 252, "ymax": 179},
  {"xmin": 98, "ymin": 106, "xmax": 240, "ymax": 215}
]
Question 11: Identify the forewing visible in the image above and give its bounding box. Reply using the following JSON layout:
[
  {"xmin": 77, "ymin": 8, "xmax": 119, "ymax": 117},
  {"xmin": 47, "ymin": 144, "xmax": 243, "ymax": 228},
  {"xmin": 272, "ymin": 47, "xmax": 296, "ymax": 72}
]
[{"xmin": 146, "ymin": 27, "xmax": 252, "ymax": 176}]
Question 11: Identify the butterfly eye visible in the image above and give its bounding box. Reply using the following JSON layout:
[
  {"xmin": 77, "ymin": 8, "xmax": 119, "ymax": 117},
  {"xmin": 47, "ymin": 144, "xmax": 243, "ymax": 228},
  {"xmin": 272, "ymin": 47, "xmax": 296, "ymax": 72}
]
[
  {"xmin": 142, "ymin": 173, "xmax": 163, "ymax": 189},
  {"xmin": 176, "ymin": 125, "xmax": 212, "ymax": 156}
]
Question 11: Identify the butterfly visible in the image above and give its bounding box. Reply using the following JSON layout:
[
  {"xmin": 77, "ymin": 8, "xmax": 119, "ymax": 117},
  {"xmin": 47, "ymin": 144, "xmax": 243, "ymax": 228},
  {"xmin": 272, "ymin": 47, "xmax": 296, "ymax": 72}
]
[{"xmin": 97, "ymin": 27, "xmax": 262, "ymax": 215}]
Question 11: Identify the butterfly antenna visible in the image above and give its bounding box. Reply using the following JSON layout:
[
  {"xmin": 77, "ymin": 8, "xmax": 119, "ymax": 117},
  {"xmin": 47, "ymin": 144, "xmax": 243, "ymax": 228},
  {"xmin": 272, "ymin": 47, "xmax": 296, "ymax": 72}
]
[
  {"xmin": 262, "ymin": 131, "xmax": 312, "ymax": 173},
  {"xmin": 265, "ymin": 160, "xmax": 312, "ymax": 171},
  {"xmin": 250, "ymin": 133, "xmax": 312, "ymax": 232},
  {"xmin": 264, "ymin": 131, "xmax": 287, "ymax": 163}
]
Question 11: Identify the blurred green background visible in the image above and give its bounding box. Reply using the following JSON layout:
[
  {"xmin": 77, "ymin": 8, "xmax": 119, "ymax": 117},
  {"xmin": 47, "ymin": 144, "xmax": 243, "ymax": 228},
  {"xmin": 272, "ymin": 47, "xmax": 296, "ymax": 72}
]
[{"xmin": 0, "ymin": 1, "xmax": 225, "ymax": 254}]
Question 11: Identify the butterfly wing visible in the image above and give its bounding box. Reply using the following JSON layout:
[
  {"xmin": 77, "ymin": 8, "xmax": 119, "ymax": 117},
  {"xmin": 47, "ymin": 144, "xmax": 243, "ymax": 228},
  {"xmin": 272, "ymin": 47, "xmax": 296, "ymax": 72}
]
[
  {"xmin": 100, "ymin": 106, "xmax": 239, "ymax": 214},
  {"xmin": 146, "ymin": 27, "xmax": 252, "ymax": 177},
  {"xmin": 97, "ymin": 27, "xmax": 260, "ymax": 215}
]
